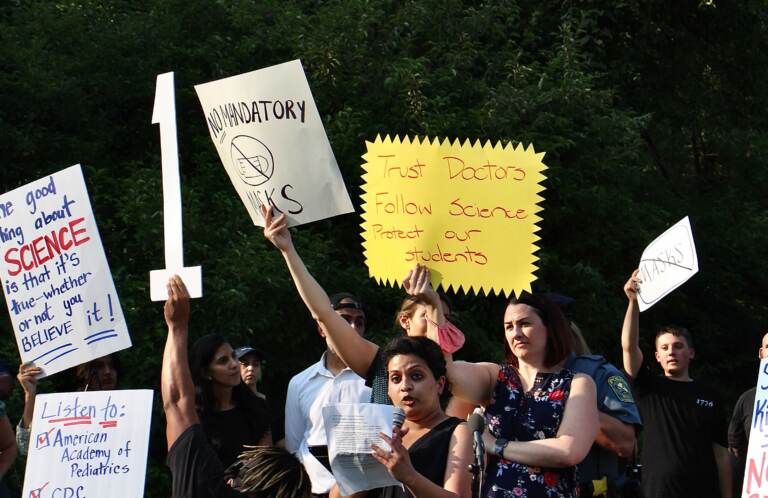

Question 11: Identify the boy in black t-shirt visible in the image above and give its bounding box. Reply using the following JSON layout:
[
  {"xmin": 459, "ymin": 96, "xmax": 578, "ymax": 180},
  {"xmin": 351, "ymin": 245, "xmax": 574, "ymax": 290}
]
[
  {"xmin": 161, "ymin": 276, "xmax": 311, "ymax": 498},
  {"xmin": 620, "ymin": 270, "xmax": 732, "ymax": 498}
]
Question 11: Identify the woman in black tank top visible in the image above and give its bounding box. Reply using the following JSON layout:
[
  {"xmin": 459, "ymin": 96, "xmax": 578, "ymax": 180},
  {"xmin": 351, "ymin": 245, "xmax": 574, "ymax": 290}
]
[{"xmin": 371, "ymin": 337, "xmax": 472, "ymax": 498}]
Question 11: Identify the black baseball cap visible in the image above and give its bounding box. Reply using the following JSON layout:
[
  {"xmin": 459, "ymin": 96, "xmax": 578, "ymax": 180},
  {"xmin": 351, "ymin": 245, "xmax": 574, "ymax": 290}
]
[
  {"xmin": 330, "ymin": 292, "xmax": 364, "ymax": 312},
  {"xmin": 235, "ymin": 346, "xmax": 265, "ymax": 361}
]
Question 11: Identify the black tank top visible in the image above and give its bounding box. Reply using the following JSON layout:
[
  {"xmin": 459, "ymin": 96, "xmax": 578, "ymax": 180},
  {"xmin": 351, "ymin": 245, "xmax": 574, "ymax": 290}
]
[{"xmin": 375, "ymin": 416, "xmax": 464, "ymax": 498}]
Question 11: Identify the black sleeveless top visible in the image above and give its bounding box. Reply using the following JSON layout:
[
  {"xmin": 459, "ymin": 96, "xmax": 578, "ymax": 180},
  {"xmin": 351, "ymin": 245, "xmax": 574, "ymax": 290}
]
[{"xmin": 375, "ymin": 416, "xmax": 464, "ymax": 498}]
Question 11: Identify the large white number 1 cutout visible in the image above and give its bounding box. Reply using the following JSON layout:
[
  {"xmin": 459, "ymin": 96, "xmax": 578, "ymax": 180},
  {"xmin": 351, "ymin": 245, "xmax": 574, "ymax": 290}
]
[{"xmin": 149, "ymin": 72, "xmax": 203, "ymax": 301}]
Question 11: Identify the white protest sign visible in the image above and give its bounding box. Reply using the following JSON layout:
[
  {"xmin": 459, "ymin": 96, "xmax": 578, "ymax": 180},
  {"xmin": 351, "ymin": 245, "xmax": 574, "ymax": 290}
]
[
  {"xmin": 323, "ymin": 403, "xmax": 401, "ymax": 495},
  {"xmin": 0, "ymin": 165, "xmax": 131, "ymax": 377},
  {"xmin": 22, "ymin": 390, "xmax": 153, "ymax": 498},
  {"xmin": 194, "ymin": 59, "xmax": 354, "ymax": 227},
  {"xmin": 149, "ymin": 71, "xmax": 203, "ymax": 301},
  {"xmin": 742, "ymin": 358, "xmax": 768, "ymax": 496},
  {"xmin": 637, "ymin": 216, "xmax": 698, "ymax": 312}
]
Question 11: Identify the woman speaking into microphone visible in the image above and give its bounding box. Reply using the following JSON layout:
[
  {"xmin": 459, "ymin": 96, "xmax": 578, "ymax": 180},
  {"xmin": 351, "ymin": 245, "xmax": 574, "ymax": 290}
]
[{"xmin": 370, "ymin": 336, "xmax": 472, "ymax": 498}]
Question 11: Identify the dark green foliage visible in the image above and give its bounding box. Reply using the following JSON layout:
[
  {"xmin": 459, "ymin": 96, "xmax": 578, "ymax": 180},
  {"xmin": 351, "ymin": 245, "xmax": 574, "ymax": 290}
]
[{"xmin": 0, "ymin": 1, "xmax": 765, "ymax": 495}]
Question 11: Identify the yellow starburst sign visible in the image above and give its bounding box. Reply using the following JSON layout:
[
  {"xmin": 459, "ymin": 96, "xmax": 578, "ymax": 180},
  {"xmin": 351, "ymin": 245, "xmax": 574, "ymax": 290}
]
[{"xmin": 361, "ymin": 135, "xmax": 547, "ymax": 296}]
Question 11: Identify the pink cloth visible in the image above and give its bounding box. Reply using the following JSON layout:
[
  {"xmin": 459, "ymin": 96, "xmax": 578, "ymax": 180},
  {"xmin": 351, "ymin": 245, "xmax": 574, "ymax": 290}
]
[{"xmin": 427, "ymin": 318, "xmax": 465, "ymax": 353}]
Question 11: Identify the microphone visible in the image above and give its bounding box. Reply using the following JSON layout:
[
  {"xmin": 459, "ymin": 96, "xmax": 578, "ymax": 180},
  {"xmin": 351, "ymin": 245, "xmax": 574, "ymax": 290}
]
[
  {"xmin": 468, "ymin": 411, "xmax": 485, "ymax": 470},
  {"xmin": 392, "ymin": 407, "xmax": 406, "ymax": 435}
]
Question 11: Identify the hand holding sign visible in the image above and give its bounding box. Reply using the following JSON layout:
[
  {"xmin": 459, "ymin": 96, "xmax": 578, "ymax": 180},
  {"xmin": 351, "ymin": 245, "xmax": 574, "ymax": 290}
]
[
  {"xmin": 624, "ymin": 270, "xmax": 641, "ymax": 303},
  {"xmin": 163, "ymin": 275, "xmax": 190, "ymax": 331},
  {"xmin": 149, "ymin": 72, "xmax": 202, "ymax": 301},
  {"xmin": 17, "ymin": 363, "xmax": 41, "ymax": 398},
  {"xmin": 260, "ymin": 204, "xmax": 293, "ymax": 253}
]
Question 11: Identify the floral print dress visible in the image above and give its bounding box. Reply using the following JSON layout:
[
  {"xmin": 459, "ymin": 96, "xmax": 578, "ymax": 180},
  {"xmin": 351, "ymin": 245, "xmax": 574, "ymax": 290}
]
[{"xmin": 483, "ymin": 364, "xmax": 578, "ymax": 498}]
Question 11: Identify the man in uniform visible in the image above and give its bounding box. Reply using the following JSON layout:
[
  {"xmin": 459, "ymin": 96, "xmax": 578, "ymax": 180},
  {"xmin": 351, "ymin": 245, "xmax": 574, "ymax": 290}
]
[
  {"xmin": 549, "ymin": 293, "xmax": 641, "ymax": 498},
  {"xmin": 565, "ymin": 346, "xmax": 641, "ymax": 497}
]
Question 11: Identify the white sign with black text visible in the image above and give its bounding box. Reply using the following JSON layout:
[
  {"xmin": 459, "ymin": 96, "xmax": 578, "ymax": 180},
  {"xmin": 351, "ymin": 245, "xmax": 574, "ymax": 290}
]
[
  {"xmin": 195, "ymin": 59, "xmax": 354, "ymax": 227},
  {"xmin": 637, "ymin": 216, "xmax": 698, "ymax": 312}
]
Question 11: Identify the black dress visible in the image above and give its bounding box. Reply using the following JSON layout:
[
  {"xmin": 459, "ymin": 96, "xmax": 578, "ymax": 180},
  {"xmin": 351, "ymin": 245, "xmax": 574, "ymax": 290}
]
[
  {"xmin": 201, "ymin": 396, "xmax": 270, "ymax": 473},
  {"xmin": 374, "ymin": 416, "xmax": 463, "ymax": 498}
]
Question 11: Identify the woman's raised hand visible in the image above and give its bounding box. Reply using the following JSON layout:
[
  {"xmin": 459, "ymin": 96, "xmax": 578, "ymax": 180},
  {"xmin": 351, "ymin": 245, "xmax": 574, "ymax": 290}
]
[
  {"xmin": 17, "ymin": 363, "xmax": 41, "ymax": 397},
  {"xmin": 164, "ymin": 275, "xmax": 190, "ymax": 329},
  {"xmin": 402, "ymin": 264, "xmax": 440, "ymax": 306},
  {"xmin": 260, "ymin": 204, "xmax": 293, "ymax": 253}
]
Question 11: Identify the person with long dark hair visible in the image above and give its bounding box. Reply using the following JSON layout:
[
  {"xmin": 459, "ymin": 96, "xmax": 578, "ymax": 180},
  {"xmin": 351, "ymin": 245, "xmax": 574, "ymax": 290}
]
[
  {"xmin": 190, "ymin": 334, "xmax": 272, "ymax": 474},
  {"xmin": 162, "ymin": 276, "xmax": 309, "ymax": 498},
  {"xmin": 447, "ymin": 293, "xmax": 598, "ymax": 498}
]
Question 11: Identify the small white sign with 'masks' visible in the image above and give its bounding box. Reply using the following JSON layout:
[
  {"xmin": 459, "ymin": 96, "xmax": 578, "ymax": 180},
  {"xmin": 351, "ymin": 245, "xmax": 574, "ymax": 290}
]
[{"xmin": 637, "ymin": 216, "xmax": 698, "ymax": 312}]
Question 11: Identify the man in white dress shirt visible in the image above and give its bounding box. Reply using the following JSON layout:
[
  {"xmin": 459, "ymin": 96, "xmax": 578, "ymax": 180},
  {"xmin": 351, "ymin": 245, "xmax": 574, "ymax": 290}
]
[{"xmin": 285, "ymin": 293, "xmax": 371, "ymax": 498}]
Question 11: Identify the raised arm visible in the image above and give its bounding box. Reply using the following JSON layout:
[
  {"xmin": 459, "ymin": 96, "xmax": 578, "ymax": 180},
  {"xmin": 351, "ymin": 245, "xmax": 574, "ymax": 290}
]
[
  {"xmin": 403, "ymin": 265, "xmax": 446, "ymax": 331},
  {"xmin": 161, "ymin": 275, "xmax": 198, "ymax": 449},
  {"xmin": 621, "ymin": 270, "xmax": 643, "ymax": 379},
  {"xmin": 487, "ymin": 374, "xmax": 598, "ymax": 467},
  {"xmin": 261, "ymin": 205, "xmax": 378, "ymax": 377},
  {"xmin": 446, "ymin": 360, "xmax": 499, "ymax": 406},
  {"xmin": 18, "ymin": 363, "xmax": 41, "ymax": 429}
]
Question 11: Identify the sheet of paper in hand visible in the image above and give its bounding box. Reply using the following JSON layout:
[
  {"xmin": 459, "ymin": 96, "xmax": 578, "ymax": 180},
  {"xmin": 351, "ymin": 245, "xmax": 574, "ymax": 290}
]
[
  {"xmin": 195, "ymin": 59, "xmax": 354, "ymax": 227},
  {"xmin": 637, "ymin": 216, "xmax": 698, "ymax": 312},
  {"xmin": 0, "ymin": 165, "xmax": 131, "ymax": 377},
  {"xmin": 22, "ymin": 390, "xmax": 153, "ymax": 498},
  {"xmin": 323, "ymin": 403, "xmax": 401, "ymax": 495}
]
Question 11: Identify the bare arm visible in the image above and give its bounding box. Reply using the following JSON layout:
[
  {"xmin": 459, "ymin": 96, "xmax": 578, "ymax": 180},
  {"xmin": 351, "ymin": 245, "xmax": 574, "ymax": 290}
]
[
  {"xmin": 488, "ymin": 374, "xmax": 598, "ymax": 467},
  {"xmin": 446, "ymin": 360, "xmax": 499, "ymax": 406},
  {"xmin": 262, "ymin": 205, "xmax": 378, "ymax": 377},
  {"xmin": 161, "ymin": 275, "xmax": 198, "ymax": 450},
  {"xmin": 594, "ymin": 412, "xmax": 635, "ymax": 458},
  {"xmin": 0, "ymin": 416, "xmax": 16, "ymax": 478},
  {"xmin": 621, "ymin": 270, "xmax": 643, "ymax": 378},
  {"xmin": 403, "ymin": 264, "xmax": 446, "ymax": 336},
  {"xmin": 714, "ymin": 443, "xmax": 732, "ymax": 498}
]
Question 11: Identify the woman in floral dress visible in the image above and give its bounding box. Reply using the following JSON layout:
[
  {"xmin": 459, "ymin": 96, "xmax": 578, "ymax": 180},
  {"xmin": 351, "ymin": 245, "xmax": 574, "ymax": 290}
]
[{"xmin": 447, "ymin": 293, "xmax": 598, "ymax": 498}]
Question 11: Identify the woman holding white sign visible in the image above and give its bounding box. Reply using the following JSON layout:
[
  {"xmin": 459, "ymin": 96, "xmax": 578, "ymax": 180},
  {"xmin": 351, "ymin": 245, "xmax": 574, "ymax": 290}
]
[{"xmin": 260, "ymin": 205, "xmax": 465, "ymax": 409}]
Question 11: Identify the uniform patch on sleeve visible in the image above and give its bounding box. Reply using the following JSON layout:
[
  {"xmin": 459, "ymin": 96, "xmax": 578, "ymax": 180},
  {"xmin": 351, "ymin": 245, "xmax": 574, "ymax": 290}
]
[{"xmin": 607, "ymin": 375, "xmax": 634, "ymax": 403}]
